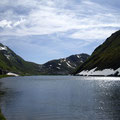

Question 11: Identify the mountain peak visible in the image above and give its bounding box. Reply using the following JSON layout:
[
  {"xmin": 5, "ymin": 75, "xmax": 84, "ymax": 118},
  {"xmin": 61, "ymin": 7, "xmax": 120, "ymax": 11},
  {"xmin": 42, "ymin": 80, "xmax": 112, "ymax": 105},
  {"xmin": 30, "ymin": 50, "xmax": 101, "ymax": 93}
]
[
  {"xmin": 38, "ymin": 53, "xmax": 89, "ymax": 75},
  {"xmin": 0, "ymin": 43, "xmax": 7, "ymax": 51}
]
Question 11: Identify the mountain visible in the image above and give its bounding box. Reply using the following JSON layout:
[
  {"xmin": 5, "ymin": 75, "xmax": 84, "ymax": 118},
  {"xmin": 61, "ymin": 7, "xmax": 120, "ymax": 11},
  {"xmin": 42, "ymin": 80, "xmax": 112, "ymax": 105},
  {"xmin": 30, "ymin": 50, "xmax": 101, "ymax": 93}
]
[
  {"xmin": 74, "ymin": 30, "xmax": 120, "ymax": 76},
  {"xmin": 39, "ymin": 54, "xmax": 89, "ymax": 75},
  {"xmin": 0, "ymin": 43, "xmax": 41, "ymax": 75},
  {"xmin": 0, "ymin": 43, "xmax": 89, "ymax": 75}
]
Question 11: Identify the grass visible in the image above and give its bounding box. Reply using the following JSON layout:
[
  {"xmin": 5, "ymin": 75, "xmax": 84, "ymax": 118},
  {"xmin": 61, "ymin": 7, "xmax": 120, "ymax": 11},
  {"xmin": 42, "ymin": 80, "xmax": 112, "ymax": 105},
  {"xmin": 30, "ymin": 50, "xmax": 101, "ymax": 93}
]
[
  {"xmin": 74, "ymin": 30, "xmax": 120, "ymax": 75},
  {"xmin": 0, "ymin": 75, "xmax": 10, "ymax": 79},
  {"xmin": 0, "ymin": 109, "xmax": 6, "ymax": 120}
]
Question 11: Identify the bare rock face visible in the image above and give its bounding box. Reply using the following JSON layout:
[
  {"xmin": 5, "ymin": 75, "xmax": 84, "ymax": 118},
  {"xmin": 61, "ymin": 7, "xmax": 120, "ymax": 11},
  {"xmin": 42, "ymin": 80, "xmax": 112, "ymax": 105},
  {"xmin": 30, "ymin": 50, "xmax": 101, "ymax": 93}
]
[{"xmin": 39, "ymin": 53, "xmax": 89, "ymax": 75}]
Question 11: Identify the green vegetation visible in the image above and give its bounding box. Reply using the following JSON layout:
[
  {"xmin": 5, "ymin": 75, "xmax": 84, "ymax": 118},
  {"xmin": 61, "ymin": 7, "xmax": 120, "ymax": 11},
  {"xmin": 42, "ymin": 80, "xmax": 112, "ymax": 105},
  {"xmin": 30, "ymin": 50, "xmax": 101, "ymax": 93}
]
[
  {"xmin": 0, "ymin": 43, "xmax": 41, "ymax": 76},
  {"xmin": 74, "ymin": 30, "xmax": 120, "ymax": 75},
  {"xmin": 0, "ymin": 109, "xmax": 6, "ymax": 120},
  {"xmin": 0, "ymin": 75, "xmax": 10, "ymax": 79},
  {"xmin": 0, "ymin": 43, "xmax": 89, "ymax": 75}
]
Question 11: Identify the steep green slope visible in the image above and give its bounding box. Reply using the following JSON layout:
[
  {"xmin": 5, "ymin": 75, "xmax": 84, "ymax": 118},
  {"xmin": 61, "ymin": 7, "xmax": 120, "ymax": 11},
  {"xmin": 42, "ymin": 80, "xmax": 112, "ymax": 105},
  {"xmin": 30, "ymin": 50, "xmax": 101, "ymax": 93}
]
[
  {"xmin": 74, "ymin": 30, "xmax": 120, "ymax": 76},
  {"xmin": 0, "ymin": 43, "xmax": 41, "ymax": 75}
]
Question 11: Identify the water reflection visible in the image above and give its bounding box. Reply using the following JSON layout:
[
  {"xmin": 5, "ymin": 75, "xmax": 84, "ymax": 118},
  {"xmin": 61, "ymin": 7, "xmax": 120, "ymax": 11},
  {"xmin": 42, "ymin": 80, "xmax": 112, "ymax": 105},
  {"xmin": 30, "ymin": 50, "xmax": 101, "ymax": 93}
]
[
  {"xmin": 94, "ymin": 80, "xmax": 120, "ymax": 120},
  {"xmin": 0, "ymin": 76, "xmax": 120, "ymax": 120}
]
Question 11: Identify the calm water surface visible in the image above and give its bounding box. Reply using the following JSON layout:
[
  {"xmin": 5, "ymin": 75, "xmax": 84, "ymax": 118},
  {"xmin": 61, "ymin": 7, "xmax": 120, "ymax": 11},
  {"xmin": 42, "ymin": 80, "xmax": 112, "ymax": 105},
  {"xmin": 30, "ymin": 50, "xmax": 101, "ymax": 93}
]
[{"xmin": 0, "ymin": 76, "xmax": 120, "ymax": 120}]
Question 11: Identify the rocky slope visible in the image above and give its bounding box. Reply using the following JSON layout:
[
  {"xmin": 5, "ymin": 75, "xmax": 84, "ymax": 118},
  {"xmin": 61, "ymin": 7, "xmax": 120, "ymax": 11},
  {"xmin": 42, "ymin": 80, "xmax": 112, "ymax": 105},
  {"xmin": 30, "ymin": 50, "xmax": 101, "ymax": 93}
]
[
  {"xmin": 39, "ymin": 54, "xmax": 89, "ymax": 75},
  {"xmin": 74, "ymin": 30, "xmax": 120, "ymax": 76}
]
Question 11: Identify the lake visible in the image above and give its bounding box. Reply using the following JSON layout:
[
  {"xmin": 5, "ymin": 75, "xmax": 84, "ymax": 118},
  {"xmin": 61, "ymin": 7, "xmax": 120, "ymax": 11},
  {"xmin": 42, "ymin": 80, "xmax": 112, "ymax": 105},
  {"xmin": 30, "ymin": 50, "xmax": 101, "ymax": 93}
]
[{"xmin": 0, "ymin": 76, "xmax": 120, "ymax": 120}]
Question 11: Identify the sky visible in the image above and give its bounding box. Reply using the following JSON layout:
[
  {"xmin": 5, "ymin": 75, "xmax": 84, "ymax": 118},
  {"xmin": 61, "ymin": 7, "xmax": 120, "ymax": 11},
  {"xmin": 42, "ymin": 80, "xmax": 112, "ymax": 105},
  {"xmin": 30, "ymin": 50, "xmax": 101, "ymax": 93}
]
[{"xmin": 0, "ymin": 0, "xmax": 120, "ymax": 64}]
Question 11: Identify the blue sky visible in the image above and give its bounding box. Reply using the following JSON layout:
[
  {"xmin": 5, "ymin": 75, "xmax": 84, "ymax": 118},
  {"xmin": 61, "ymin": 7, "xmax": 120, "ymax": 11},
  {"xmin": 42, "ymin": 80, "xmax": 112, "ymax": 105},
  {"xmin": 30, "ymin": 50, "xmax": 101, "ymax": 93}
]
[{"xmin": 0, "ymin": 0, "xmax": 120, "ymax": 64}]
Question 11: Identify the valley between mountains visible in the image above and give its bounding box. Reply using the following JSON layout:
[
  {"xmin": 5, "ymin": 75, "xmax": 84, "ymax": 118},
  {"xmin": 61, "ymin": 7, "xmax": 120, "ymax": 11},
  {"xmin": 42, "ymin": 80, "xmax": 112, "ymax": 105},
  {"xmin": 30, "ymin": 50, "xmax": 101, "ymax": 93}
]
[
  {"xmin": 0, "ymin": 30, "xmax": 120, "ymax": 76},
  {"xmin": 0, "ymin": 43, "xmax": 89, "ymax": 76}
]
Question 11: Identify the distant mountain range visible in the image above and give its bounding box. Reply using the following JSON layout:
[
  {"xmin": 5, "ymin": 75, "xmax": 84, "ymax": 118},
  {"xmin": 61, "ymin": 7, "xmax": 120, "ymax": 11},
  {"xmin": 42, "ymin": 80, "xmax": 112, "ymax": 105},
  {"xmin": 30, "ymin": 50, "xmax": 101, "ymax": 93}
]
[
  {"xmin": 0, "ymin": 43, "xmax": 89, "ymax": 75},
  {"xmin": 1, "ymin": 30, "xmax": 120, "ymax": 76},
  {"xmin": 39, "ymin": 53, "xmax": 89, "ymax": 75},
  {"xmin": 74, "ymin": 30, "xmax": 120, "ymax": 76}
]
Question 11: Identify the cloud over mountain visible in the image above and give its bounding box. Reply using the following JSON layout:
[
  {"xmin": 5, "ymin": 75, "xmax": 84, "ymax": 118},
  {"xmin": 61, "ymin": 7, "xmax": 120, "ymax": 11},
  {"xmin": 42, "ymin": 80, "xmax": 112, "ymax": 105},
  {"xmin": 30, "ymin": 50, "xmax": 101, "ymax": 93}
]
[{"xmin": 0, "ymin": 0, "xmax": 120, "ymax": 63}]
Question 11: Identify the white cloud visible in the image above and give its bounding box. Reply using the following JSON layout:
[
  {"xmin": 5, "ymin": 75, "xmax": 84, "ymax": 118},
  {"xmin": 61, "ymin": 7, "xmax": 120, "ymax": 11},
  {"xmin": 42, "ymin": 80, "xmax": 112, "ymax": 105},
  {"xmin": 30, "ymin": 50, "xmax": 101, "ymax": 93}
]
[
  {"xmin": 0, "ymin": 0, "xmax": 120, "ymax": 63},
  {"xmin": 0, "ymin": 0, "xmax": 120, "ymax": 40},
  {"xmin": 13, "ymin": 18, "xmax": 26, "ymax": 27},
  {"xmin": 0, "ymin": 18, "xmax": 26, "ymax": 29},
  {"xmin": 0, "ymin": 20, "xmax": 12, "ymax": 28},
  {"xmin": 69, "ymin": 28, "xmax": 116, "ymax": 40}
]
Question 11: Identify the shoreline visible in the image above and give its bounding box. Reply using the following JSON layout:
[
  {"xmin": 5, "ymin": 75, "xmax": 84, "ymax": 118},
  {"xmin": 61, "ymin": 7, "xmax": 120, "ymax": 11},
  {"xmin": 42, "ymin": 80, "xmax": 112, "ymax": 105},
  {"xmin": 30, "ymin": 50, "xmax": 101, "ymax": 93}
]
[
  {"xmin": 0, "ymin": 109, "xmax": 6, "ymax": 120},
  {"xmin": 0, "ymin": 76, "xmax": 7, "ymax": 120}
]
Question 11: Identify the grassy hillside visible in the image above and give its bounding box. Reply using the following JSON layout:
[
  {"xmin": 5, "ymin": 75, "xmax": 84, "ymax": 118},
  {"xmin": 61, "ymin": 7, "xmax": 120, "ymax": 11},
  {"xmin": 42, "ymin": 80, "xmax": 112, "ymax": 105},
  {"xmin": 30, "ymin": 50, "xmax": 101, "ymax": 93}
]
[
  {"xmin": 74, "ymin": 30, "xmax": 120, "ymax": 74},
  {"xmin": 0, "ymin": 43, "xmax": 41, "ymax": 75}
]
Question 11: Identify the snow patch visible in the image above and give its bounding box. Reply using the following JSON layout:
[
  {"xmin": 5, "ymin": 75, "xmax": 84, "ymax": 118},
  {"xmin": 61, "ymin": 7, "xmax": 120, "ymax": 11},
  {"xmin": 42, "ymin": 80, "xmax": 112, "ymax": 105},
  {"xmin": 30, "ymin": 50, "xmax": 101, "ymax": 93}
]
[
  {"xmin": 77, "ymin": 55, "xmax": 80, "ymax": 58},
  {"xmin": 60, "ymin": 59, "xmax": 66, "ymax": 63},
  {"xmin": 80, "ymin": 60, "xmax": 83, "ymax": 63},
  {"xmin": 0, "ymin": 46, "xmax": 7, "ymax": 51},
  {"xmin": 68, "ymin": 61, "xmax": 70, "ymax": 63},
  {"xmin": 66, "ymin": 62, "xmax": 72, "ymax": 67},
  {"xmin": 7, "ymin": 72, "xmax": 19, "ymax": 77},
  {"xmin": 78, "ymin": 67, "xmax": 120, "ymax": 76},
  {"xmin": 5, "ymin": 55, "xmax": 10, "ymax": 60},
  {"xmin": 58, "ymin": 63, "xmax": 61, "ymax": 66},
  {"xmin": 63, "ymin": 59, "xmax": 66, "ymax": 62},
  {"xmin": 56, "ymin": 67, "xmax": 60, "ymax": 69},
  {"xmin": 66, "ymin": 62, "xmax": 75, "ymax": 68}
]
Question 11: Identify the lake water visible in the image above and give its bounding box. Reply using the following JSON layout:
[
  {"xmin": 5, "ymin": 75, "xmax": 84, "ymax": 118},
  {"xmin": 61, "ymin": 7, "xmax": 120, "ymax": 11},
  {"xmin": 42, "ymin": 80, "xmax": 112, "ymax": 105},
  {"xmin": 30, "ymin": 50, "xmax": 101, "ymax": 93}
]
[{"xmin": 0, "ymin": 76, "xmax": 120, "ymax": 120}]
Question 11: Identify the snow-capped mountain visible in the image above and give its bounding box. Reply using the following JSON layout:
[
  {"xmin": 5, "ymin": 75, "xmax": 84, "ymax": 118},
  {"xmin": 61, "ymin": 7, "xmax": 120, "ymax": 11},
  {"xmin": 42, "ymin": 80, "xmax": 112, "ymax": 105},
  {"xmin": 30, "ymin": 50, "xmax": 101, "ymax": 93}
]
[
  {"xmin": 39, "ymin": 54, "xmax": 89, "ymax": 75},
  {"xmin": 0, "ymin": 43, "xmax": 89, "ymax": 75},
  {"xmin": 0, "ymin": 43, "xmax": 41, "ymax": 75},
  {"xmin": 75, "ymin": 30, "xmax": 120, "ymax": 76}
]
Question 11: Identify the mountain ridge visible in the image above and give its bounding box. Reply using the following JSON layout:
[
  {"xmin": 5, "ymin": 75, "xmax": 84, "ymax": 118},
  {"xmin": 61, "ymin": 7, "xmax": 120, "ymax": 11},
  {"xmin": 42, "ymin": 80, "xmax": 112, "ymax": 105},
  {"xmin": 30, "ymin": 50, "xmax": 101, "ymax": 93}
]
[
  {"xmin": 0, "ymin": 43, "xmax": 41, "ymax": 75},
  {"xmin": 0, "ymin": 43, "xmax": 89, "ymax": 75},
  {"xmin": 39, "ymin": 53, "xmax": 89, "ymax": 75},
  {"xmin": 74, "ymin": 30, "xmax": 120, "ymax": 76}
]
